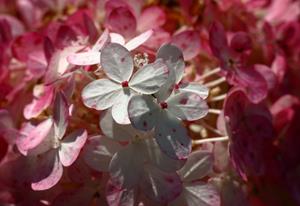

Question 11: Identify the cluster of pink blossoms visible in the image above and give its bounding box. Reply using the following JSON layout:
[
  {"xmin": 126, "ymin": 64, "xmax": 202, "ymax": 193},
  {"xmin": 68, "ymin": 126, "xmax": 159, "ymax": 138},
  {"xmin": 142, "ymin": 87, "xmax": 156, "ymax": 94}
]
[{"xmin": 1, "ymin": 0, "xmax": 300, "ymax": 205}]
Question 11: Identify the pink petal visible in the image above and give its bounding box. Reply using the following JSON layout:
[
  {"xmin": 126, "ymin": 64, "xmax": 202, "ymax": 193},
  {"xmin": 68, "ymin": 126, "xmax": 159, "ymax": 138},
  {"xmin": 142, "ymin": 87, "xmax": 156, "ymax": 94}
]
[
  {"xmin": 16, "ymin": 118, "xmax": 53, "ymax": 153},
  {"xmin": 83, "ymin": 13, "xmax": 99, "ymax": 43},
  {"xmin": 171, "ymin": 30, "xmax": 201, "ymax": 60},
  {"xmin": 106, "ymin": 180, "xmax": 135, "ymax": 206},
  {"xmin": 92, "ymin": 29, "xmax": 110, "ymax": 51},
  {"xmin": 125, "ymin": 29, "xmax": 153, "ymax": 51},
  {"xmin": 105, "ymin": 6, "xmax": 137, "ymax": 39},
  {"xmin": 254, "ymin": 64, "xmax": 277, "ymax": 90},
  {"xmin": 230, "ymin": 32, "xmax": 252, "ymax": 53},
  {"xmin": 55, "ymin": 25, "xmax": 77, "ymax": 49},
  {"xmin": 59, "ymin": 129, "xmax": 87, "ymax": 167},
  {"xmin": 137, "ymin": 6, "xmax": 166, "ymax": 32},
  {"xmin": 67, "ymin": 51, "xmax": 101, "ymax": 66},
  {"xmin": 31, "ymin": 150, "xmax": 63, "ymax": 191},
  {"xmin": 27, "ymin": 50, "xmax": 47, "ymax": 78},
  {"xmin": 23, "ymin": 86, "xmax": 54, "ymax": 119}
]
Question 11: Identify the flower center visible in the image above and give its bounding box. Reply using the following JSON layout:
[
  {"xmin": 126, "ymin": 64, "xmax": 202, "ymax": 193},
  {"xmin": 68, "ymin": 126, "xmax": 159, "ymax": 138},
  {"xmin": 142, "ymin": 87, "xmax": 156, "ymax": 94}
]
[
  {"xmin": 121, "ymin": 81, "xmax": 129, "ymax": 88},
  {"xmin": 160, "ymin": 102, "xmax": 168, "ymax": 109}
]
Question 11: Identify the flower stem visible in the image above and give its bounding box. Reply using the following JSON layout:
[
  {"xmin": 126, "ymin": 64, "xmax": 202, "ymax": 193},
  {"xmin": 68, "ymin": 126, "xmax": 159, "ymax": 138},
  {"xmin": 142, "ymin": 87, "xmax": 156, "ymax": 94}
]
[
  {"xmin": 208, "ymin": 109, "xmax": 222, "ymax": 115},
  {"xmin": 209, "ymin": 94, "xmax": 227, "ymax": 102},
  {"xmin": 198, "ymin": 67, "xmax": 221, "ymax": 81},
  {"xmin": 204, "ymin": 77, "xmax": 226, "ymax": 88},
  {"xmin": 193, "ymin": 136, "xmax": 229, "ymax": 145}
]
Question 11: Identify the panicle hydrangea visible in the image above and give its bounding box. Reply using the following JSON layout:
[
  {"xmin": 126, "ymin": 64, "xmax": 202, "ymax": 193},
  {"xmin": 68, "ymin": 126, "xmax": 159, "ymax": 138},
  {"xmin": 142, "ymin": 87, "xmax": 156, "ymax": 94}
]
[{"xmin": 1, "ymin": 0, "xmax": 300, "ymax": 205}]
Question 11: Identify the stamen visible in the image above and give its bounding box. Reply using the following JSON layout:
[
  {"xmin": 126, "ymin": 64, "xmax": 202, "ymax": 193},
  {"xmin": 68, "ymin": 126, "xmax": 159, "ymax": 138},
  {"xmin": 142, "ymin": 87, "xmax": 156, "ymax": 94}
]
[
  {"xmin": 121, "ymin": 81, "xmax": 129, "ymax": 88},
  {"xmin": 160, "ymin": 102, "xmax": 168, "ymax": 109}
]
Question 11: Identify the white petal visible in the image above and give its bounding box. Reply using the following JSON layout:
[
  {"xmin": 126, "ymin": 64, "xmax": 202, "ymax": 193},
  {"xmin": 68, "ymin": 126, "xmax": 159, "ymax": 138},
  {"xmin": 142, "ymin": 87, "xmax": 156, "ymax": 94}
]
[
  {"xmin": 67, "ymin": 51, "xmax": 100, "ymax": 66},
  {"xmin": 128, "ymin": 95, "xmax": 160, "ymax": 131},
  {"xmin": 81, "ymin": 79, "xmax": 122, "ymax": 110},
  {"xmin": 155, "ymin": 112, "xmax": 191, "ymax": 160},
  {"xmin": 112, "ymin": 89, "xmax": 133, "ymax": 124},
  {"xmin": 178, "ymin": 82, "xmax": 209, "ymax": 99},
  {"xmin": 101, "ymin": 43, "xmax": 133, "ymax": 83},
  {"xmin": 178, "ymin": 151, "xmax": 213, "ymax": 182},
  {"xmin": 167, "ymin": 91, "xmax": 209, "ymax": 121},
  {"xmin": 83, "ymin": 135, "xmax": 121, "ymax": 172},
  {"xmin": 154, "ymin": 68, "xmax": 176, "ymax": 102},
  {"xmin": 109, "ymin": 142, "xmax": 145, "ymax": 189},
  {"xmin": 53, "ymin": 92, "xmax": 69, "ymax": 140},
  {"xmin": 125, "ymin": 29, "xmax": 153, "ymax": 51},
  {"xmin": 129, "ymin": 59, "xmax": 169, "ymax": 94},
  {"xmin": 100, "ymin": 109, "xmax": 140, "ymax": 141},
  {"xmin": 59, "ymin": 129, "xmax": 87, "ymax": 167},
  {"xmin": 110, "ymin": 33, "xmax": 126, "ymax": 46},
  {"xmin": 157, "ymin": 44, "xmax": 185, "ymax": 83}
]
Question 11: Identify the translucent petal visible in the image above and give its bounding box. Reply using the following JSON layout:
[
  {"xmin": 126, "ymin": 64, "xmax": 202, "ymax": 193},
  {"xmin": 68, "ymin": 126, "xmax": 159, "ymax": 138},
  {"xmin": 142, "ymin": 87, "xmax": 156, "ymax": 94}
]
[
  {"xmin": 141, "ymin": 165, "xmax": 182, "ymax": 204},
  {"xmin": 178, "ymin": 82, "xmax": 209, "ymax": 99},
  {"xmin": 109, "ymin": 142, "xmax": 145, "ymax": 189},
  {"xmin": 155, "ymin": 112, "xmax": 191, "ymax": 160},
  {"xmin": 101, "ymin": 43, "xmax": 134, "ymax": 83},
  {"xmin": 59, "ymin": 129, "xmax": 87, "ymax": 167},
  {"xmin": 170, "ymin": 183, "xmax": 220, "ymax": 206},
  {"xmin": 129, "ymin": 59, "xmax": 169, "ymax": 94},
  {"xmin": 81, "ymin": 78, "xmax": 122, "ymax": 110},
  {"xmin": 100, "ymin": 110, "xmax": 140, "ymax": 141},
  {"xmin": 143, "ymin": 138, "xmax": 186, "ymax": 172},
  {"xmin": 167, "ymin": 91, "xmax": 209, "ymax": 121},
  {"xmin": 31, "ymin": 150, "xmax": 63, "ymax": 191},
  {"xmin": 178, "ymin": 151, "xmax": 213, "ymax": 182},
  {"xmin": 157, "ymin": 44, "xmax": 185, "ymax": 83},
  {"xmin": 128, "ymin": 95, "xmax": 159, "ymax": 131},
  {"xmin": 125, "ymin": 29, "xmax": 153, "ymax": 51},
  {"xmin": 53, "ymin": 92, "xmax": 69, "ymax": 140},
  {"xmin": 83, "ymin": 135, "xmax": 121, "ymax": 172},
  {"xmin": 67, "ymin": 51, "xmax": 100, "ymax": 66}
]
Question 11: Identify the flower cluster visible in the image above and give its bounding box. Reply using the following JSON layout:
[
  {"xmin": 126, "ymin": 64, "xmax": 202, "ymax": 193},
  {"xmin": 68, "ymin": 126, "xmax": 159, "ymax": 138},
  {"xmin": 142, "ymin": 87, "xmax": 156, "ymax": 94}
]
[{"xmin": 1, "ymin": 0, "xmax": 300, "ymax": 205}]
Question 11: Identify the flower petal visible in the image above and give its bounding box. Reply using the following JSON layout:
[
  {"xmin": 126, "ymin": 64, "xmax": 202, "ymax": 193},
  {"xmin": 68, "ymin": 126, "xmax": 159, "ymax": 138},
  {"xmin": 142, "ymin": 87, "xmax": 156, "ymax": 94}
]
[
  {"xmin": 83, "ymin": 135, "xmax": 121, "ymax": 172},
  {"xmin": 167, "ymin": 91, "xmax": 209, "ymax": 121},
  {"xmin": 141, "ymin": 165, "xmax": 182, "ymax": 204},
  {"xmin": 170, "ymin": 183, "xmax": 220, "ymax": 206},
  {"xmin": 31, "ymin": 150, "xmax": 63, "ymax": 191},
  {"xmin": 129, "ymin": 59, "xmax": 169, "ymax": 94},
  {"xmin": 16, "ymin": 118, "xmax": 53, "ymax": 153},
  {"xmin": 109, "ymin": 142, "xmax": 145, "ymax": 189},
  {"xmin": 110, "ymin": 32, "xmax": 126, "ymax": 45},
  {"xmin": 178, "ymin": 82, "xmax": 209, "ymax": 99},
  {"xmin": 100, "ymin": 110, "xmax": 139, "ymax": 141},
  {"xmin": 112, "ymin": 90, "xmax": 133, "ymax": 124},
  {"xmin": 137, "ymin": 6, "xmax": 166, "ymax": 31},
  {"xmin": 155, "ymin": 112, "xmax": 191, "ymax": 160},
  {"xmin": 128, "ymin": 95, "xmax": 159, "ymax": 131},
  {"xmin": 59, "ymin": 129, "xmax": 87, "ymax": 167},
  {"xmin": 67, "ymin": 51, "xmax": 100, "ymax": 66},
  {"xmin": 101, "ymin": 43, "xmax": 134, "ymax": 83},
  {"xmin": 81, "ymin": 78, "xmax": 122, "ymax": 110},
  {"xmin": 157, "ymin": 44, "xmax": 185, "ymax": 83},
  {"xmin": 171, "ymin": 30, "xmax": 201, "ymax": 60},
  {"xmin": 125, "ymin": 29, "xmax": 153, "ymax": 51},
  {"xmin": 106, "ymin": 180, "xmax": 135, "ymax": 206},
  {"xmin": 92, "ymin": 29, "xmax": 110, "ymax": 51},
  {"xmin": 178, "ymin": 151, "xmax": 213, "ymax": 182},
  {"xmin": 23, "ymin": 86, "xmax": 54, "ymax": 119},
  {"xmin": 53, "ymin": 91, "xmax": 69, "ymax": 140},
  {"xmin": 144, "ymin": 138, "xmax": 186, "ymax": 172}
]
